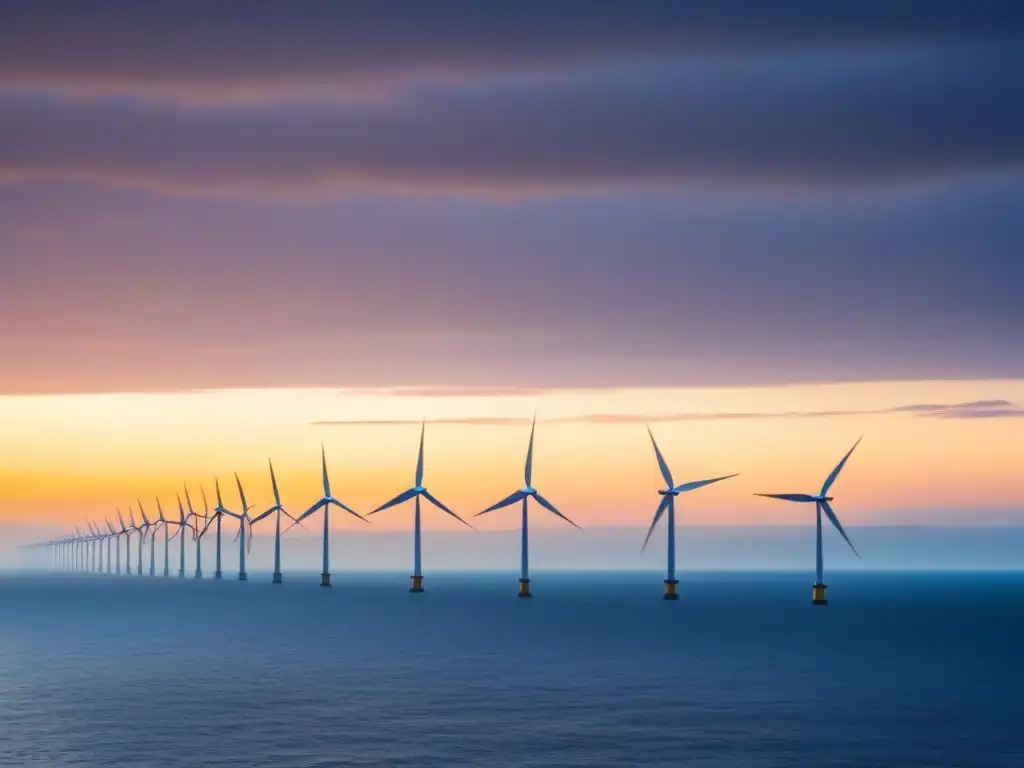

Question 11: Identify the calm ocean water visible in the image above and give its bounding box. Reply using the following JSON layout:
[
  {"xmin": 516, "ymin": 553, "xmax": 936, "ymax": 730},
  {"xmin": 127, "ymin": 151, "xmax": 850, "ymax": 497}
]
[{"xmin": 0, "ymin": 571, "xmax": 1020, "ymax": 767}]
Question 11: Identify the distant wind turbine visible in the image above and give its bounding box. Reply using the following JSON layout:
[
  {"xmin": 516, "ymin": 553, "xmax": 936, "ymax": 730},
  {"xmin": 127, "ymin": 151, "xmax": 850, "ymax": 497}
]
[
  {"xmin": 155, "ymin": 498, "xmax": 172, "ymax": 577},
  {"xmin": 104, "ymin": 519, "xmax": 116, "ymax": 574},
  {"xmin": 115, "ymin": 509, "xmax": 130, "ymax": 575},
  {"xmin": 184, "ymin": 486, "xmax": 207, "ymax": 579},
  {"xmin": 476, "ymin": 416, "xmax": 580, "ymax": 598},
  {"xmin": 217, "ymin": 475, "xmax": 255, "ymax": 581},
  {"xmin": 293, "ymin": 447, "xmax": 367, "ymax": 587},
  {"xmin": 370, "ymin": 422, "xmax": 473, "ymax": 592},
  {"xmin": 137, "ymin": 501, "xmax": 158, "ymax": 577},
  {"xmin": 755, "ymin": 438, "xmax": 863, "ymax": 605},
  {"xmin": 250, "ymin": 459, "xmax": 306, "ymax": 584},
  {"xmin": 641, "ymin": 427, "xmax": 737, "ymax": 600}
]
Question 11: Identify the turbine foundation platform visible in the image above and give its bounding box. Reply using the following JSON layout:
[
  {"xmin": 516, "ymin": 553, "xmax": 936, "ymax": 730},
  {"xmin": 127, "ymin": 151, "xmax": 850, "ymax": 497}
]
[
  {"xmin": 663, "ymin": 579, "xmax": 679, "ymax": 600},
  {"xmin": 194, "ymin": 571, "xmax": 203, "ymax": 579},
  {"xmin": 214, "ymin": 571, "xmax": 222, "ymax": 580},
  {"xmin": 272, "ymin": 572, "xmax": 283, "ymax": 584},
  {"xmin": 812, "ymin": 583, "xmax": 828, "ymax": 605},
  {"xmin": 518, "ymin": 578, "xmax": 532, "ymax": 598},
  {"xmin": 410, "ymin": 575, "xmax": 424, "ymax": 592},
  {"xmin": 321, "ymin": 572, "xmax": 332, "ymax": 587},
  {"xmin": 238, "ymin": 572, "xmax": 248, "ymax": 581}
]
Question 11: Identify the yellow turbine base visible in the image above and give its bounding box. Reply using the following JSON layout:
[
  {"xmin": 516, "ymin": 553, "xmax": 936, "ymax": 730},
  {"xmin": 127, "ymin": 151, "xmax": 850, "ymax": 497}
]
[
  {"xmin": 410, "ymin": 575, "xmax": 424, "ymax": 593},
  {"xmin": 664, "ymin": 579, "xmax": 679, "ymax": 600},
  {"xmin": 518, "ymin": 578, "xmax": 532, "ymax": 598},
  {"xmin": 812, "ymin": 583, "xmax": 828, "ymax": 605}
]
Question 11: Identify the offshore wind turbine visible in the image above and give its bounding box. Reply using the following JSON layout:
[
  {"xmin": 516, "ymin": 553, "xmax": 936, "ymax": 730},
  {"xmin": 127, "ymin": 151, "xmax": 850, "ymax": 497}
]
[
  {"xmin": 118, "ymin": 508, "xmax": 133, "ymax": 576},
  {"xmin": 369, "ymin": 422, "xmax": 473, "ymax": 592},
  {"xmin": 207, "ymin": 479, "xmax": 227, "ymax": 579},
  {"xmin": 155, "ymin": 499, "xmax": 172, "ymax": 577},
  {"xmin": 293, "ymin": 447, "xmax": 367, "ymax": 587},
  {"xmin": 216, "ymin": 475, "xmax": 254, "ymax": 581},
  {"xmin": 641, "ymin": 427, "xmax": 737, "ymax": 600},
  {"xmin": 476, "ymin": 416, "xmax": 581, "ymax": 598},
  {"xmin": 185, "ymin": 486, "xmax": 207, "ymax": 579},
  {"xmin": 138, "ymin": 501, "xmax": 157, "ymax": 576},
  {"xmin": 104, "ymin": 519, "xmax": 116, "ymax": 574},
  {"xmin": 250, "ymin": 460, "xmax": 306, "ymax": 584},
  {"xmin": 755, "ymin": 438, "xmax": 863, "ymax": 605},
  {"xmin": 115, "ymin": 509, "xmax": 130, "ymax": 575}
]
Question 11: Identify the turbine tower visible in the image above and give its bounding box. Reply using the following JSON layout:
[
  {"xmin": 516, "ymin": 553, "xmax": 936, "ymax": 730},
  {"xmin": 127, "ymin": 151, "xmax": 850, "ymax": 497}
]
[
  {"xmin": 370, "ymin": 422, "xmax": 472, "ymax": 592},
  {"xmin": 293, "ymin": 447, "xmax": 367, "ymax": 587},
  {"xmin": 250, "ymin": 459, "xmax": 305, "ymax": 584},
  {"xmin": 476, "ymin": 416, "xmax": 580, "ymax": 598},
  {"xmin": 641, "ymin": 427, "xmax": 737, "ymax": 599},
  {"xmin": 755, "ymin": 438, "xmax": 863, "ymax": 605}
]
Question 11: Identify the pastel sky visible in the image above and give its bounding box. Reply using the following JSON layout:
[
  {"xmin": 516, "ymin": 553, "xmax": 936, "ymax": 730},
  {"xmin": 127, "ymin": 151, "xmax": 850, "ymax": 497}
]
[{"xmin": 1, "ymin": 2, "xmax": 1023, "ymax": 550}]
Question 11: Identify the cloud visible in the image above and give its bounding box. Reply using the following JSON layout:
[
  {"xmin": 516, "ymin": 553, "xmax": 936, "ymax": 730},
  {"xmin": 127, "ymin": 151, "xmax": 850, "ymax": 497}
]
[
  {"xmin": 2, "ymin": 1, "xmax": 1020, "ymax": 98},
  {"xmin": 1, "ymin": 47, "xmax": 1022, "ymax": 195},
  {"xmin": 311, "ymin": 399, "xmax": 1024, "ymax": 426}
]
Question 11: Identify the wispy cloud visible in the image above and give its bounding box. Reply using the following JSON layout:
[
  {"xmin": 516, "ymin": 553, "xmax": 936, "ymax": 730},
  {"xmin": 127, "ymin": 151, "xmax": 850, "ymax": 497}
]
[{"xmin": 312, "ymin": 399, "xmax": 1024, "ymax": 426}]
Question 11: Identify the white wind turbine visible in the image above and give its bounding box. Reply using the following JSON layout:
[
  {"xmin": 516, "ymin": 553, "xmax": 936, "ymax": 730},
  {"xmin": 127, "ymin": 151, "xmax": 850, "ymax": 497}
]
[
  {"xmin": 476, "ymin": 416, "xmax": 580, "ymax": 598},
  {"xmin": 184, "ymin": 486, "xmax": 208, "ymax": 579},
  {"xmin": 369, "ymin": 422, "xmax": 473, "ymax": 592},
  {"xmin": 293, "ymin": 447, "xmax": 367, "ymax": 587},
  {"xmin": 755, "ymin": 438, "xmax": 863, "ymax": 605},
  {"xmin": 115, "ymin": 509, "xmax": 130, "ymax": 575},
  {"xmin": 104, "ymin": 519, "xmax": 116, "ymax": 574},
  {"xmin": 641, "ymin": 427, "xmax": 737, "ymax": 599},
  {"xmin": 137, "ymin": 501, "xmax": 158, "ymax": 577},
  {"xmin": 216, "ymin": 475, "xmax": 255, "ymax": 581},
  {"xmin": 155, "ymin": 498, "xmax": 172, "ymax": 577},
  {"xmin": 250, "ymin": 459, "xmax": 306, "ymax": 584}
]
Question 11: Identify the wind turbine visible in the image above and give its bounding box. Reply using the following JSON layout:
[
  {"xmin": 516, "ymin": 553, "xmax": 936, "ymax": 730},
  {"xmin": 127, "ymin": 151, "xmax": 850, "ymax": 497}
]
[
  {"xmin": 115, "ymin": 509, "xmax": 130, "ymax": 575},
  {"xmin": 155, "ymin": 498, "xmax": 172, "ymax": 577},
  {"xmin": 137, "ymin": 501, "xmax": 157, "ymax": 577},
  {"xmin": 206, "ymin": 479, "xmax": 227, "ymax": 579},
  {"xmin": 293, "ymin": 447, "xmax": 367, "ymax": 587},
  {"xmin": 104, "ymin": 519, "xmax": 116, "ymax": 574},
  {"xmin": 369, "ymin": 422, "xmax": 472, "ymax": 592},
  {"xmin": 476, "ymin": 416, "xmax": 580, "ymax": 598},
  {"xmin": 217, "ymin": 475, "xmax": 254, "ymax": 581},
  {"xmin": 641, "ymin": 427, "xmax": 737, "ymax": 599},
  {"xmin": 755, "ymin": 438, "xmax": 863, "ymax": 605},
  {"xmin": 184, "ymin": 485, "xmax": 207, "ymax": 579},
  {"xmin": 249, "ymin": 459, "xmax": 306, "ymax": 584}
]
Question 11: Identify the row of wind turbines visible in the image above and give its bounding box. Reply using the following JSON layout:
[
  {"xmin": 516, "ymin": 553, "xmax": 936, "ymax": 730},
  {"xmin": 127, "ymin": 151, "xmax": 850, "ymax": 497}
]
[{"xmin": 27, "ymin": 419, "xmax": 863, "ymax": 603}]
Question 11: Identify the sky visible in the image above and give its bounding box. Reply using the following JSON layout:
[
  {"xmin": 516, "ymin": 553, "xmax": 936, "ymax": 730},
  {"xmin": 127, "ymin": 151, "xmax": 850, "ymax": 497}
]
[{"xmin": 2, "ymin": 2, "xmax": 1023, "ymax": 568}]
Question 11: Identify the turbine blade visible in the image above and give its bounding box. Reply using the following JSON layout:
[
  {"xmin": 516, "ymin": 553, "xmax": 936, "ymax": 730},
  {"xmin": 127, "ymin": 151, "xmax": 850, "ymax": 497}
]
[
  {"xmin": 533, "ymin": 492, "xmax": 581, "ymax": 530},
  {"xmin": 250, "ymin": 508, "xmax": 276, "ymax": 524},
  {"xmin": 296, "ymin": 498, "xmax": 328, "ymax": 523},
  {"xmin": 820, "ymin": 499, "xmax": 860, "ymax": 559},
  {"xmin": 476, "ymin": 490, "xmax": 527, "ymax": 516},
  {"xmin": 215, "ymin": 477, "xmax": 224, "ymax": 510},
  {"xmin": 641, "ymin": 496, "xmax": 671, "ymax": 553},
  {"xmin": 329, "ymin": 498, "xmax": 369, "ymax": 524},
  {"xmin": 415, "ymin": 420, "xmax": 425, "ymax": 488},
  {"xmin": 247, "ymin": 520, "xmax": 254, "ymax": 553},
  {"xmin": 647, "ymin": 426, "xmax": 674, "ymax": 489},
  {"xmin": 821, "ymin": 437, "xmax": 863, "ymax": 497},
  {"xmin": 200, "ymin": 486, "xmax": 210, "ymax": 516},
  {"xmin": 672, "ymin": 474, "xmax": 739, "ymax": 494},
  {"xmin": 525, "ymin": 414, "xmax": 536, "ymax": 487},
  {"xmin": 282, "ymin": 508, "xmax": 310, "ymax": 532},
  {"xmin": 183, "ymin": 484, "xmax": 195, "ymax": 519},
  {"xmin": 755, "ymin": 493, "xmax": 817, "ymax": 503},
  {"xmin": 234, "ymin": 472, "xmax": 248, "ymax": 512},
  {"xmin": 177, "ymin": 494, "xmax": 186, "ymax": 524},
  {"xmin": 369, "ymin": 488, "xmax": 419, "ymax": 515},
  {"xmin": 269, "ymin": 459, "xmax": 282, "ymax": 506},
  {"xmin": 321, "ymin": 445, "xmax": 331, "ymax": 498},
  {"xmin": 421, "ymin": 489, "xmax": 475, "ymax": 530}
]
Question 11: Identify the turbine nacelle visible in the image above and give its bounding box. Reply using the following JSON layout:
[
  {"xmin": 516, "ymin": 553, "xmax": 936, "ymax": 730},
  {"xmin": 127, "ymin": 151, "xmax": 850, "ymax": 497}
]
[{"xmin": 520, "ymin": 486, "xmax": 537, "ymax": 496}]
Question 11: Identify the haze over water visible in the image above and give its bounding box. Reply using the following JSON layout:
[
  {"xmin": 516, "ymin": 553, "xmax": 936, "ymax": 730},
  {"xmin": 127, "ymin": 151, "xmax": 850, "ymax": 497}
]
[{"xmin": 2, "ymin": 571, "xmax": 1020, "ymax": 767}]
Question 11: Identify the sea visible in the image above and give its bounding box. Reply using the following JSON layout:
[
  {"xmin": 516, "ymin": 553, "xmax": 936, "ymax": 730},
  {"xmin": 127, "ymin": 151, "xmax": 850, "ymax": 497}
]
[{"xmin": 0, "ymin": 571, "xmax": 1020, "ymax": 767}]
